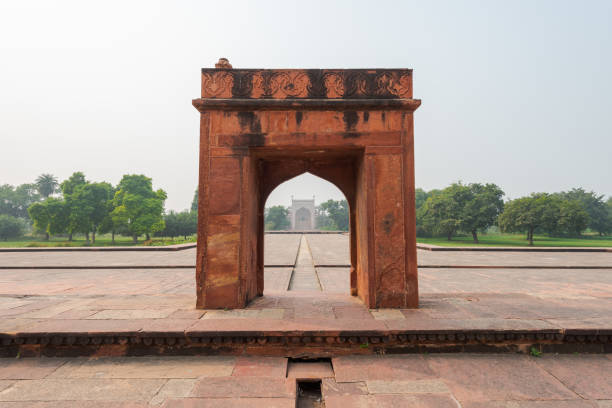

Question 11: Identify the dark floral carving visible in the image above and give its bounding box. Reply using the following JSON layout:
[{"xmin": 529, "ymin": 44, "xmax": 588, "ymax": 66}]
[{"xmin": 201, "ymin": 69, "xmax": 413, "ymax": 99}]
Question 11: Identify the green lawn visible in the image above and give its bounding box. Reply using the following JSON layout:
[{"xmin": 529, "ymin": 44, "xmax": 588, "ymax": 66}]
[
  {"xmin": 0, "ymin": 234, "xmax": 197, "ymax": 248},
  {"xmin": 417, "ymin": 234, "xmax": 612, "ymax": 247}
]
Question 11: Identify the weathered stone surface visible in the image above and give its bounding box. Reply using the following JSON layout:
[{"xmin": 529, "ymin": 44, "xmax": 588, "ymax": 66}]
[
  {"xmin": 366, "ymin": 379, "xmax": 450, "ymax": 394},
  {"xmin": 0, "ymin": 358, "xmax": 66, "ymax": 380},
  {"xmin": 0, "ymin": 379, "xmax": 165, "ymax": 401},
  {"xmin": 325, "ymin": 394, "xmax": 460, "ymax": 408},
  {"xmin": 191, "ymin": 377, "xmax": 296, "ymax": 398},
  {"xmin": 332, "ymin": 355, "xmax": 436, "ymax": 382},
  {"xmin": 161, "ymin": 398, "xmax": 295, "ymax": 408},
  {"xmin": 426, "ymin": 355, "xmax": 577, "ymax": 403},
  {"xmin": 193, "ymin": 64, "xmax": 421, "ymax": 309},
  {"xmin": 534, "ymin": 354, "xmax": 612, "ymax": 400},
  {"xmin": 48, "ymin": 356, "xmax": 234, "ymax": 379},
  {"xmin": 231, "ymin": 357, "xmax": 287, "ymax": 377},
  {"xmin": 149, "ymin": 379, "xmax": 197, "ymax": 406}
]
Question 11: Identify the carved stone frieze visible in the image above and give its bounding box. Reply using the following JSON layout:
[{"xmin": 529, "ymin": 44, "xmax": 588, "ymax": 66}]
[{"xmin": 201, "ymin": 69, "xmax": 413, "ymax": 99}]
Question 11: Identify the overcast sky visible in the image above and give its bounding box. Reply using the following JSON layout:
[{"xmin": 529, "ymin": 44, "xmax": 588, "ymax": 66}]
[{"xmin": 1, "ymin": 0, "xmax": 610, "ymax": 210}]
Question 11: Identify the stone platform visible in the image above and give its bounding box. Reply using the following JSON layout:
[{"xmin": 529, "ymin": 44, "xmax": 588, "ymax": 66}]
[
  {"xmin": 0, "ymin": 353, "xmax": 610, "ymax": 407},
  {"xmin": 0, "ymin": 234, "xmax": 610, "ymax": 356}
]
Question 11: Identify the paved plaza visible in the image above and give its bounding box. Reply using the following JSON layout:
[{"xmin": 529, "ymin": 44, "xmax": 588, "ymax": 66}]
[
  {"xmin": 0, "ymin": 354, "xmax": 610, "ymax": 407},
  {"xmin": 1, "ymin": 234, "xmax": 611, "ymax": 268},
  {"xmin": 0, "ymin": 234, "xmax": 611, "ymax": 406}
]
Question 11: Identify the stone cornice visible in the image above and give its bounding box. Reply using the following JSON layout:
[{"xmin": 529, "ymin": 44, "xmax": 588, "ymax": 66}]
[{"xmin": 192, "ymin": 98, "xmax": 421, "ymax": 112}]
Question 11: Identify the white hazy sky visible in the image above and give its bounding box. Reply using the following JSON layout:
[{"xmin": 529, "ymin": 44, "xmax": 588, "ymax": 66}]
[{"xmin": 1, "ymin": 0, "xmax": 611, "ymax": 210}]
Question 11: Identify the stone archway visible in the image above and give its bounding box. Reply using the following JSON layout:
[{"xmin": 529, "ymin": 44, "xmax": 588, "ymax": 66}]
[{"xmin": 193, "ymin": 61, "xmax": 421, "ymax": 309}]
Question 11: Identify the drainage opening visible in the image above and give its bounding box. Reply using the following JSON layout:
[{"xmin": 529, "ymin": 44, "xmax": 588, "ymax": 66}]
[{"xmin": 297, "ymin": 380, "xmax": 324, "ymax": 408}]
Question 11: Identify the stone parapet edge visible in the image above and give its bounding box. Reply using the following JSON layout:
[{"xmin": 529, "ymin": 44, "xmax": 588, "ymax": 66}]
[
  {"xmin": 0, "ymin": 243, "xmax": 196, "ymax": 253},
  {"xmin": 1, "ymin": 329, "xmax": 610, "ymax": 357},
  {"xmin": 417, "ymin": 244, "xmax": 612, "ymax": 253}
]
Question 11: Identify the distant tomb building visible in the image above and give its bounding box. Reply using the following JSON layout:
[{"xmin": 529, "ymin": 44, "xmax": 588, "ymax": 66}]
[{"xmin": 289, "ymin": 197, "xmax": 316, "ymax": 231}]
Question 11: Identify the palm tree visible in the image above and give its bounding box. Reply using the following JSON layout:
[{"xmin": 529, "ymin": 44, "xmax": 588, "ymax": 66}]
[{"xmin": 35, "ymin": 174, "xmax": 58, "ymax": 198}]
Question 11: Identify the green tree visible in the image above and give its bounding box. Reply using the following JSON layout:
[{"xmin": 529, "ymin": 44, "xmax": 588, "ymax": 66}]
[
  {"xmin": 318, "ymin": 199, "xmax": 349, "ymax": 231},
  {"xmin": 415, "ymin": 188, "xmax": 431, "ymax": 210},
  {"xmin": 161, "ymin": 211, "xmax": 180, "ymax": 238},
  {"xmin": 0, "ymin": 184, "xmax": 40, "ymax": 219},
  {"xmin": 191, "ymin": 189, "xmax": 198, "ymax": 212},
  {"xmin": 557, "ymin": 198, "xmax": 589, "ymax": 236},
  {"xmin": 60, "ymin": 172, "xmax": 88, "ymax": 241},
  {"xmin": 111, "ymin": 175, "xmax": 167, "ymax": 242},
  {"xmin": 177, "ymin": 210, "xmax": 197, "ymax": 239},
  {"xmin": 420, "ymin": 183, "xmax": 471, "ymax": 240},
  {"xmin": 264, "ymin": 206, "xmax": 290, "ymax": 230},
  {"xmin": 559, "ymin": 188, "xmax": 611, "ymax": 235},
  {"xmin": 35, "ymin": 174, "xmax": 58, "ymax": 198},
  {"xmin": 27, "ymin": 198, "xmax": 68, "ymax": 240},
  {"xmin": 98, "ymin": 185, "xmax": 121, "ymax": 244},
  {"xmin": 161, "ymin": 210, "xmax": 197, "ymax": 239},
  {"xmin": 0, "ymin": 215, "xmax": 24, "ymax": 241},
  {"xmin": 461, "ymin": 183, "xmax": 505, "ymax": 243},
  {"xmin": 27, "ymin": 202, "xmax": 50, "ymax": 240},
  {"xmin": 498, "ymin": 193, "xmax": 556, "ymax": 245},
  {"xmin": 71, "ymin": 182, "xmax": 113, "ymax": 243}
]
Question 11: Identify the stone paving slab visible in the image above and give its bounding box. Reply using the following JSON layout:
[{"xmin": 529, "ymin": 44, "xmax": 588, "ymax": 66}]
[
  {"xmin": 0, "ymin": 354, "xmax": 609, "ymax": 406},
  {"xmin": 418, "ymin": 247, "xmax": 612, "ymax": 267},
  {"xmin": 306, "ymin": 234, "xmax": 350, "ymax": 266},
  {"xmin": 264, "ymin": 234, "xmax": 302, "ymax": 266}
]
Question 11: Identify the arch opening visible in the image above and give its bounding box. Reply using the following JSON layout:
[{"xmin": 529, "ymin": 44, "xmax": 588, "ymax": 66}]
[{"xmin": 262, "ymin": 171, "xmax": 352, "ymax": 295}]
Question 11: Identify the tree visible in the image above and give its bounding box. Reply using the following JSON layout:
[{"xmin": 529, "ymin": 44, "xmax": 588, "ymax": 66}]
[
  {"xmin": 0, "ymin": 184, "xmax": 40, "ymax": 219},
  {"xmin": 0, "ymin": 215, "xmax": 24, "ymax": 241},
  {"xmin": 60, "ymin": 172, "xmax": 88, "ymax": 241},
  {"xmin": 191, "ymin": 189, "xmax": 198, "ymax": 213},
  {"xmin": 460, "ymin": 183, "xmax": 505, "ymax": 243},
  {"xmin": 98, "ymin": 185, "xmax": 121, "ymax": 243},
  {"xmin": 71, "ymin": 182, "xmax": 113, "ymax": 243},
  {"xmin": 420, "ymin": 183, "xmax": 471, "ymax": 240},
  {"xmin": 415, "ymin": 188, "xmax": 431, "ymax": 210},
  {"xmin": 318, "ymin": 199, "xmax": 349, "ymax": 231},
  {"xmin": 111, "ymin": 175, "xmax": 167, "ymax": 242},
  {"xmin": 161, "ymin": 211, "xmax": 180, "ymax": 238},
  {"xmin": 559, "ymin": 188, "xmax": 611, "ymax": 235},
  {"xmin": 557, "ymin": 198, "xmax": 589, "ymax": 236},
  {"xmin": 27, "ymin": 202, "xmax": 50, "ymax": 240},
  {"xmin": 161, "ymin": 210, "xmax": 197, "ymax": 239},
  {"xmin": 498, "ymin": 193, "xmax": 556, "ymax": 245},
  {"xmin": 265, "ymin": 206, "xmax": 290, "ymax": 230},
  {"xmin": 35, "ymin": 174, "xmax": 58, "ymax": 198},
  {"xmin": 27, "ymin": 198, "xmax": 68, "ymax": 240},
  {"xmin": 176, "ymin": 210, "xmax": 197, "ymax": 239}
]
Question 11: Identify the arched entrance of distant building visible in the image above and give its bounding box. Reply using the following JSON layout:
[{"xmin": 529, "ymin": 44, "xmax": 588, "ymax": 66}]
[
  {"xmin": 290, "ymin": 198, "xmax": 315, "ymax": 231},
  {"xmin": 193, "ymin": 63, "xmax": 421, "ymax": 309}
]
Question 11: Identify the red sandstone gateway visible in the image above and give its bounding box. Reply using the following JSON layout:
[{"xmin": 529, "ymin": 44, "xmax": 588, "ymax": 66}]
[{"xmin": 192, "ymin": 59, "xmax": 421, "ymax": 309}]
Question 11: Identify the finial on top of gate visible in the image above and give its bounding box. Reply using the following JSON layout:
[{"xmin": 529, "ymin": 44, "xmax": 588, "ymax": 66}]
[{"xmin": 215, "ymin": 58, "xmax": 232, "ymax": 69}]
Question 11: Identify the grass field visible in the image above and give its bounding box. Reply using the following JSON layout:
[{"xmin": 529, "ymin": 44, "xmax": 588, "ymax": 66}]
[
  {"xmin": 417, "ymin": 234, "xmax": 612, "ymax": 247},
  {"xmin": 0, "ymin": 234, "xmax": 196, "ymax": 248}
]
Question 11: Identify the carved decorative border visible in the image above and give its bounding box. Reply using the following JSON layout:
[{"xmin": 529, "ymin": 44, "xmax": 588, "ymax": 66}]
[
  {"xmin": 2, "ymin": 331, "xmax": 609, "ymax": 349},
  {"xmin": 201, "ymin": 69, "xmax": 413, "ymax": 100}
]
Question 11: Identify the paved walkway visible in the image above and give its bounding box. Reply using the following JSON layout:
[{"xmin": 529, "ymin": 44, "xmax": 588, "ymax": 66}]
[
  {"xmin": 1, "ymin": 234, "xmax": 610, "ymax": 334},
  {"xmin": 289, "ymin": 236, "xmax": 321, "ymax": 291},
  {"xmin": 0, "ymin": 354, "xmax": 609, "ymax": 407},
  {"xmin": 0, "ymin": 235, "xmax": 611, "ymax": 406},
  {"xmin": 1, "ymin": 234, "xmax": 610, "ymax": 268}
]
